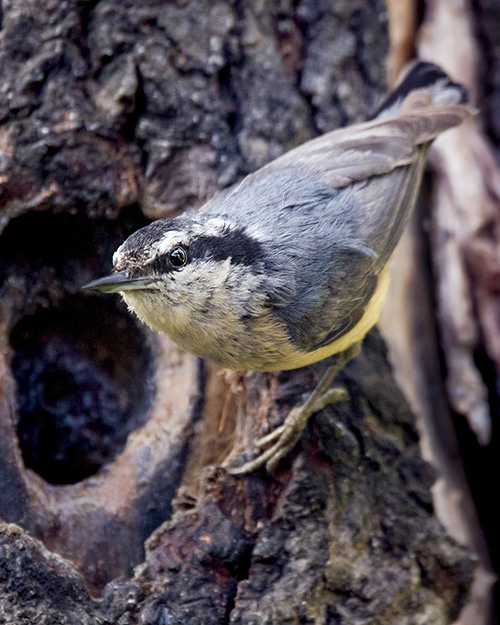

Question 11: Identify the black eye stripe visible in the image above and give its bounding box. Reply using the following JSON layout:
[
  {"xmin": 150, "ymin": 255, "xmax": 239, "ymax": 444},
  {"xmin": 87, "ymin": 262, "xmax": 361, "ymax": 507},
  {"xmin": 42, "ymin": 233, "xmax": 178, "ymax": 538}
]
[
  {"xmin": 189, "ymin": 228, "xmax": 264, "ymax": 266},
  {"xmin": 150, "ymin": 227, "xmax": 263, "ymax": 274}
]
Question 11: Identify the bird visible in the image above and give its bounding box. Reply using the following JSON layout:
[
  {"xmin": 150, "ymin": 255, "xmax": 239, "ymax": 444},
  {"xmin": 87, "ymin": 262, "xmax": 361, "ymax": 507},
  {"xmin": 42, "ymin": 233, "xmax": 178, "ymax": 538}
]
[{"xmin": 83, "ymin": 61, "xmax": 473, "ymax": 474}]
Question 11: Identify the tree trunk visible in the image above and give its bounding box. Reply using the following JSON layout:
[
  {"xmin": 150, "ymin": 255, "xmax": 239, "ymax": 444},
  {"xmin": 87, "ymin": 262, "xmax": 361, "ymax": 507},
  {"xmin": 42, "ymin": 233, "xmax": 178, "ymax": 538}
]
[{"xmin": 0, "ymin": 1, "xmax": 475, "ymax": 623}]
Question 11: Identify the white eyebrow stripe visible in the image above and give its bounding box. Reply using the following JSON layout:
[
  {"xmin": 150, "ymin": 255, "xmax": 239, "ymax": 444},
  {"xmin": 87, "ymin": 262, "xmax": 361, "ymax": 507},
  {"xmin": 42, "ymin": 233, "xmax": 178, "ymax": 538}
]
[
  {"xmin": 202, "ymin": 217, "xmax": 228, "ymax": 235},
  {"xmin": 156, "ymin": 231, "xmax": 185, "ymax": 255}
]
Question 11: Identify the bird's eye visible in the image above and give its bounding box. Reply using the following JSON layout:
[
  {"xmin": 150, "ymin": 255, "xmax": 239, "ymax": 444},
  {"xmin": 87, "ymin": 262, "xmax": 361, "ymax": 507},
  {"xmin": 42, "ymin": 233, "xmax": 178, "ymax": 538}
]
[{"xmin": 169, "ymin": 246, "xmax": 187, "ymax": 267}]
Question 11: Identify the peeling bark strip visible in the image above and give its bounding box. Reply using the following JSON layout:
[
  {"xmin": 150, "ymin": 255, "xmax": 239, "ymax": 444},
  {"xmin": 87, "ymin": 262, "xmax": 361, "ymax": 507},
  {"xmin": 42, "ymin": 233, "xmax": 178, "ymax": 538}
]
[
  {"xmin": 382, "ymin": 1, "xmax": 500, "ymax": 623},
  {"xmin": 0, "ymin": 0, "xmax": 473, "ymax": 623}
]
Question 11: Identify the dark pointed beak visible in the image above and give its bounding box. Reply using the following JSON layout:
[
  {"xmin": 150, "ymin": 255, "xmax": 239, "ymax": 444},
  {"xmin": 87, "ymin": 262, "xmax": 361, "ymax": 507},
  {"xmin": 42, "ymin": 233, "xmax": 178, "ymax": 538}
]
[{"xmin": 81, "ymin": 270, "xmax": 154, "ymax": 294}]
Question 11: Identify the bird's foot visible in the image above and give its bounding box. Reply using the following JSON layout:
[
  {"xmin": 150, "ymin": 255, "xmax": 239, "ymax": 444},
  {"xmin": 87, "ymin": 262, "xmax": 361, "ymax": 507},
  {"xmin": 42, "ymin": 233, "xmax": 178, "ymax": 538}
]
[{"xmin": 229, "ymin": 385, "xmax": 348, "ymax": 475}]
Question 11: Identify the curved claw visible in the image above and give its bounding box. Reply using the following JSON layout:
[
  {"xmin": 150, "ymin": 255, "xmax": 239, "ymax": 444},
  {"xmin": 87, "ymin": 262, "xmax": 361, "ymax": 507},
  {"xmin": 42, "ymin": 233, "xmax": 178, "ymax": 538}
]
[
  {"xmin": 229, "ymin": 384, "xmax": 349, "ymax": 476},
  {"xmin": 255, "ymin": 424, "xmax": 286, "ymax": 448},
  {"xmin": 310, "ymin": 387, "xmax": 348, "ymax": 412},
  {"xmin": 228, "ymin": 441, "xmax": 286, "ymax": 475},
  {"xmin": 229, "ymin": 342, "xmax": 362, "ymax": 476}
]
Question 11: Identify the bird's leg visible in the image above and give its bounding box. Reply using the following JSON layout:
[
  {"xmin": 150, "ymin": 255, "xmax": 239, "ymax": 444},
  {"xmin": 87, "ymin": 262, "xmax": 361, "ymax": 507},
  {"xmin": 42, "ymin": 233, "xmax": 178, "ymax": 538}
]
[{"xmin": 230, "ymin": 342, "xmax": 361, "ymax": 475}]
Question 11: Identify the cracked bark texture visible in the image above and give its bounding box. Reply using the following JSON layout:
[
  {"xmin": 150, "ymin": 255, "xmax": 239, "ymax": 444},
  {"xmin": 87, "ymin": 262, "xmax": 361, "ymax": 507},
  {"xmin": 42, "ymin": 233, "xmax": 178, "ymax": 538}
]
[{"xmin": 0, "ymin": 1, "xmax": 473, "ymax": 624}]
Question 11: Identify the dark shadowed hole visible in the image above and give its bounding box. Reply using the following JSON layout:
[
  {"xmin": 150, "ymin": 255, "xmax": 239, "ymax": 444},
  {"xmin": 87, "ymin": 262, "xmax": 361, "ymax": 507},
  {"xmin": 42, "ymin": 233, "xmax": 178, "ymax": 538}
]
[
  {"xmin": 10, "ymin": 300, "xmax": 155, "ymax": 485},
  {"xmin": 10, "ymin": 295, "xmax": 156, "ymax": 485},
  {"xmin": 2, "ymin": 207, "xmax": 155, "ymax": 485}
]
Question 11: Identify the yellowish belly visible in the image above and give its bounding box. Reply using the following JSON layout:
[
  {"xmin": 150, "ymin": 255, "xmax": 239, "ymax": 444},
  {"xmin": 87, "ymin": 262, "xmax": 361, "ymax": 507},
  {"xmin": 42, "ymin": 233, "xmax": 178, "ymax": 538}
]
[{"xmin": 123, "ymin": 266, "xmax": 391, "ymax": 373}]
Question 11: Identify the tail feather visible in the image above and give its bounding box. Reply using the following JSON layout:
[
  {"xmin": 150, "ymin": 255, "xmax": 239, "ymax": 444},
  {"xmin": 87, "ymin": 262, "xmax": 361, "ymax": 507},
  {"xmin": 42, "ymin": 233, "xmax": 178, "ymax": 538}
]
[{"xmin": 372, "ymin": 61, "xmax": 469, "ymax": 120}]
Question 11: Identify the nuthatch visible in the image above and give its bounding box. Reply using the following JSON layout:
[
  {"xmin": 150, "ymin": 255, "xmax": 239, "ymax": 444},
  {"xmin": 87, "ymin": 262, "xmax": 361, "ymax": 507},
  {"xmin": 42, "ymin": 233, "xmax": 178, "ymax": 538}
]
[{"xmin": 83, "ymin": 62, "xmax": 472, "ymax": 474}]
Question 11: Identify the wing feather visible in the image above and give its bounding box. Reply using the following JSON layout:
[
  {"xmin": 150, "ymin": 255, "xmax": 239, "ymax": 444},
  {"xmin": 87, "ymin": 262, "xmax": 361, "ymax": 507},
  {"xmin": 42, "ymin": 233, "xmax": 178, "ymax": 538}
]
[{"xmin": 254, "ymin": 104, "xmax": 473, "ymax": 190}]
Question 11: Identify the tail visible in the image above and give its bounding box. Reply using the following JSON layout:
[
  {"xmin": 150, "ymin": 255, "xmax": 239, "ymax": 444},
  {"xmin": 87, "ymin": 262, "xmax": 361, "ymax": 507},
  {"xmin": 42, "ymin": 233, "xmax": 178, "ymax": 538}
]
[{"xmin": 371, "ymin": 61, "xmax": 470, "ymax": 120}]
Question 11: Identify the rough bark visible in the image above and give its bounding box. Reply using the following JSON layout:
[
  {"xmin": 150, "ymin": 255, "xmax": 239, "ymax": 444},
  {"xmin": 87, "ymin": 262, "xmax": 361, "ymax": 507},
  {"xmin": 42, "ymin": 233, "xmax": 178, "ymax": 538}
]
[
  {"xmin": 0, "ymin": 1, "xmax": 474, "ymax": 623},
  {"xmin": 1, "ymin": 335, "xmax": 474, "ymax": 624}
]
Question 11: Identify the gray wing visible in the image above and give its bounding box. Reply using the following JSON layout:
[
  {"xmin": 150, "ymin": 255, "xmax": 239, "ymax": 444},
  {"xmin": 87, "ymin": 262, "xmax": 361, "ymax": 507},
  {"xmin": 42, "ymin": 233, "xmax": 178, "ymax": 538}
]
[
  {"xmin": 204, "ymin": 97, "xmax": 472, "ymax": 352},
  {"xmin": 258, "ymin": 99, "xmax": 471, "ymax": 189}
]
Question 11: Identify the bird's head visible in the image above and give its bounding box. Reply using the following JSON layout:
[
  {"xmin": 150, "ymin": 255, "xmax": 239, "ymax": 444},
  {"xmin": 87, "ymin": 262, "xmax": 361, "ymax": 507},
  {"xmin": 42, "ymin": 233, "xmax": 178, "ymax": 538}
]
[{"xmin": 82, "ymin": 215, "xmax": 272, "ymax": 362}]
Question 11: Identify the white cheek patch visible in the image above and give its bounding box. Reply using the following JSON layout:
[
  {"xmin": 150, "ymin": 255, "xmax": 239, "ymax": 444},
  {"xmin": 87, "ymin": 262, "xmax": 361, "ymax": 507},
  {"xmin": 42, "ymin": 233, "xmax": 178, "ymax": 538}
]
[
  {"xmin": 205, "ymin": 257, "xmax": 232, "ymax": 287},
  {"xmin": 172, "ymin": 258, "xmax": 232, "ymax": 300},
  {"xmin": 156, "ymin": 231, "xmax": 185, "ymax": 255}
]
